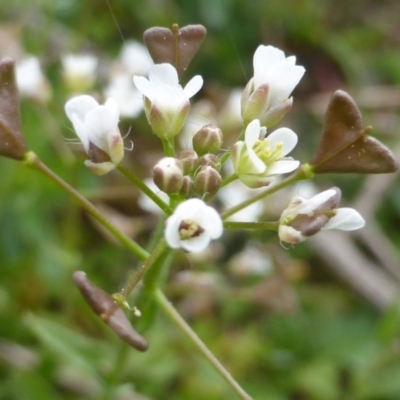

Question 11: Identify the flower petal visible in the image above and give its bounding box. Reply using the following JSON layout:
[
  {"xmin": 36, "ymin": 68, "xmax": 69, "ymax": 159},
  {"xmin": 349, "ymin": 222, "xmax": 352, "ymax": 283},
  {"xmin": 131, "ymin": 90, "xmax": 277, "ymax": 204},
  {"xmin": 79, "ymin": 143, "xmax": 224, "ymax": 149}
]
[
  {"xmin": 181, "ymin": 232, "xmax": 211, "ymax": 252},
  {"xmin": 183, "ymin": 75, "xmax": 203, "ymax": 98},
  {"xmin": 267, "ymin": 159, "xmax": 299, "ymax": 175},
  {"xmin": 322, "ymin": 208, "xmax": 365, "ymax": 231},
  {"xmin": 268, "ymin": 64, "xmax": 305, "ymax": 105},
  {"xmin": 267, "ymin": 127, "xmax": 298, "ymax": 155},
  {"xmin": 133, "ymin": 76, "xmax": 153, "ymax": 100},
  {"xmin": 244, "ymin": 119, "xmax": 261, "ymax": 148},
  {"xmin": 294, "ymin": 189, "xmax": 337, "ymax": 215},
  {"xmin": 150, "ymin": 63, "xmax": 179, "ymax": 87},
  {"xmin": 165, "ymin": 214, "xmax": 184, "ymax": 248}
]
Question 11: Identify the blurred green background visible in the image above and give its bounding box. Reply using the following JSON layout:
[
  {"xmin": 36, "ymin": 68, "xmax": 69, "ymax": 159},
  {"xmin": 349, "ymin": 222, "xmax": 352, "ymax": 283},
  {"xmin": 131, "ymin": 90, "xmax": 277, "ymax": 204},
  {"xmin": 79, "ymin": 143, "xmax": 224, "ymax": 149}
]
[{"xmin": 1, "ymin": 0, "xmax": 400, "ymax": 399}]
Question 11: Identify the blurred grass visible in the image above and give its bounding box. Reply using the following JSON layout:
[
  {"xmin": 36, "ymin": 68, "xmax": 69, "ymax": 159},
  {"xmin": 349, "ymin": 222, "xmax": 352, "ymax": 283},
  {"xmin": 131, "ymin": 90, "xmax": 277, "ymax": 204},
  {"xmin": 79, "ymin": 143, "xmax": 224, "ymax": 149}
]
[{"xmin": 1, "ymin": 0, "xmax": 400, "ymax": 399}]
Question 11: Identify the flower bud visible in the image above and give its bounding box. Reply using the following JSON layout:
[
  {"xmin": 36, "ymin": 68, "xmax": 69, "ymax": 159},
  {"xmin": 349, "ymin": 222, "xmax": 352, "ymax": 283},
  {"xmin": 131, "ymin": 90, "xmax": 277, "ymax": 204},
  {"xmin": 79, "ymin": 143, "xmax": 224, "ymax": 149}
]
[
  {"xmin": 72, "ymin": 271, "xmax": 148, "ymax": 351},
  {"xmin": 179, "ymin": 175, "xmax": 194, "ymax": 198},
  {"xmin": 0, "ymin": 58, "xmax": 29, "ymax": 160},
  {"xmin": 194, "ymin": 166, "xmax": 222, "ymax": 196},
  {"xmin": 199, "ymin": 153, "xmax": 221, "ymax": 171},
  {"xmin": 177, "ymin": 149, "xmax": 199, "ymax": 174},
  {"xmin": 192, "ymin": 124, "xmax": 223, "ymax": 155},
  {"xmin": 153, "ymin": 157, "xmax": 184, "ymax": 194},
  {"xmin": 278, "ymin": 187, "xmax": 365, "ymax": 244}
]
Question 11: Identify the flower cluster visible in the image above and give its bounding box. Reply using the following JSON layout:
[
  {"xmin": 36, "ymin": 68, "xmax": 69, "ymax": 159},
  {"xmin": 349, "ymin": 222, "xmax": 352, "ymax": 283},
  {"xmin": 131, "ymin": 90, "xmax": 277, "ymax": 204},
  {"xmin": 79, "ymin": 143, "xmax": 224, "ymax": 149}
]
[{"xmin": 57, "ymin": 25, "xmax": 371, "ymax": 254}]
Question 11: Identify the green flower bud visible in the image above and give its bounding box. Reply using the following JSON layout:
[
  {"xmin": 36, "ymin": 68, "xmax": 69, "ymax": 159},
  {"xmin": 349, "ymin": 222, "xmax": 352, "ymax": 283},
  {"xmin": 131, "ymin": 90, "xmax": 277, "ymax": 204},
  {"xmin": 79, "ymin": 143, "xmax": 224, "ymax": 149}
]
[
  {"xmin": 194, "ymin": 166, "xmax": 222, "ymax": 196},
  {"xmin": 179, "ymin": 175, "xmax": 194, "ymax": 198},
  {"xmin": 177, "ymin": 149, "xmax": 199, "ymax": 174},
  {"xmin": 153, "ymin": 157, "xmax": 184, "ymax": 194},
  {"xmin": 192, "ymin": 124, "xmax": 223, "ymax": 155}
]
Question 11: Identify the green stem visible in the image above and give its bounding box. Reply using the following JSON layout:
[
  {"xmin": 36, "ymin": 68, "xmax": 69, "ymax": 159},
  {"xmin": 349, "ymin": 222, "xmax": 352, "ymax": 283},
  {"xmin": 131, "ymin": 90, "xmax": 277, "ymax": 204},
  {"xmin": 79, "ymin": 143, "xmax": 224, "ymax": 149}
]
[
  {"xmin": 117, "ymin": 164, "xmax": 172, "ymax": 215},
  {"xmin": 119, "ymin": 238, "xmax": 167, "ymax": 298},
  {"xmin": 155, "ymin": 289, "xmax": 253, "ymax": 400},
  {"xmin": 221, "ymin": 173, "xmax": 237, "ymax": 188},
  {"xmin": 224, "ymin": 220, "xmax": 279, "ymax": 230},
  {"xmin": 161, "ymin": 137, "xmax": 175, "ymax": 158},
  {"xmin": 24, "ymin": 151, "xmax": 149, "ymax": 262},
  {"xmin": 222, "ymin": 164, "xmax": 313, "ymax": 220}
]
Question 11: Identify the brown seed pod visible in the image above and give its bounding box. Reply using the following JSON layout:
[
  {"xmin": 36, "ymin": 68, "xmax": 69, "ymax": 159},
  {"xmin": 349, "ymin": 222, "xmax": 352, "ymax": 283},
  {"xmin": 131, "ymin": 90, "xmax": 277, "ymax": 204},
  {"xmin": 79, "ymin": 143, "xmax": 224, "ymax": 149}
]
[
  {"xmin": 0, "ymin": 58, "xmax": 28, "ymax": 160},
  {"xmin": 72, "ymin": 271, "xmax": 148, "ymax": 352}
]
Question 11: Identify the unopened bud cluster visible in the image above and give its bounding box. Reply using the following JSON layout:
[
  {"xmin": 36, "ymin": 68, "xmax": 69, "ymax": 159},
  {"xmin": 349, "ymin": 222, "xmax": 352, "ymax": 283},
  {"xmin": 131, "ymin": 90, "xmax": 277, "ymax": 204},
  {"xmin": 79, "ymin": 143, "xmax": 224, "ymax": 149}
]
[{"xmin": 152, "ymin": 123, "xmax": 224, "ymax": 197}]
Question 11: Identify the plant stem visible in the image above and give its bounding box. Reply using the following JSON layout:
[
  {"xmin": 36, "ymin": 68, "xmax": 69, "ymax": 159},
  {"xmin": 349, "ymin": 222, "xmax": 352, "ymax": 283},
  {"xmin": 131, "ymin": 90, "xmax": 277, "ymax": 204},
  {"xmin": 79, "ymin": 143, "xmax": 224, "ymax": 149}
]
[
  {"xmin": 221, "ymin": 164, "xmax": 313, "ymax": 220},
  {"xmin": 24, "ymin": 151, "xmax": 149, "ymax": 262},
  {"xmin": 155, "ymin": 289, "xmax": 253, "ymax": 400},
  {"xmin": 117, "ymin": 164, "xmax": 172, "ymax": 215},
  {"xmin": 119, "ymin": 238, "xmax": 168, "ymax": 298},
  {"xmin": 224, "ymin": 220, "xmax": 279, "ymax": 230},
  {"xmin": 221, "ymin": 173, "xmax": 237, "ymax": 188},
  {"xmin": 161, "ymin": 137, "xmax": 175, "ymax": 158}
]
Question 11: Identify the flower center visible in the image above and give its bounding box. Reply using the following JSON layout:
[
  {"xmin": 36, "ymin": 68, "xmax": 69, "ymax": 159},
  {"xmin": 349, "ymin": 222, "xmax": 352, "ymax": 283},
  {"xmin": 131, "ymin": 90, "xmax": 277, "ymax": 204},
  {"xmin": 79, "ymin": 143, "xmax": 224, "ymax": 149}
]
[
  {"xmin": 253, "ymin": 139, "xmax": 283, "ymax": 166},
  {"xmin": 179, "ymin": 219, "xmax": 205, "ymax": 240}
]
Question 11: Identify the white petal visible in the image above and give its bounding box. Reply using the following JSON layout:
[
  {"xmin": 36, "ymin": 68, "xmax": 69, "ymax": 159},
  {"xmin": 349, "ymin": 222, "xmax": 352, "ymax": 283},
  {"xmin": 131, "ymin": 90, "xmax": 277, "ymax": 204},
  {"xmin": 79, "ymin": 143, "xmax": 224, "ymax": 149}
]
[
  {"xmin": 181, "ymin": 232, "xmax": 211, "ymax": 253},
  {"xmin": 174, "ymin": 198, "xmax": 205, "ymax": 219},
  {"xmin": 183, "ymin": 75, "xmax": 203, "ymax": 98},
  {"xmin": 267, "ymin": 159, "xmax": 299, "ymax": 175},
  {"xmin": 247, "ymin": 148, "xmax": 266, "ymax": 174},
  {"xmin": 69, "ymin": 114, "xmax": 90, "ymax": 152},
  {"xmin": 268, "ymin": 64, "xmax": 305, "ymax": 105},
  {"xmin": 294, "ymin": 189, "xmax": 337, "ymax": 215},
  {"xmin": 150, "ymin": 63, "xmax": 179, "ymax": 87},
  {"xmin": 84, "ymin": 102, "xmax": 119, "ymax": 153},
  {"xmin": 244, "ymin": 119, "xmax": 261, "ymax": 148},
  {"xmin": 153, "ymin": 84, "xmax": 187, "ymax": 113},
  {"xmin": 322, "ymin": 208, "xmax": 365, "ymax": 231},
  {"xmin": 133, "ymin": 76, "xmax": 153, "ymax": 100},
  {"xmin": 165, "ymin": 214, "xmax": 184, "ymax": 248},
  {"xmin": 267, "ymin": 127, "xmax": 298, "ymax": 155},
  {"xmin": 253, "ymin": 46, "xmax": 285, "ymax": 88},
  {"xmin": 194, "ymin": 206, "xmax": 223, "ymax": 239},
  {"xmin": 286, "ymin": 55, "xmax": 297, "ymax": 65},
  {"xmin": 65, "ymin": 94, "xmax": 99, "ymax": 122}
]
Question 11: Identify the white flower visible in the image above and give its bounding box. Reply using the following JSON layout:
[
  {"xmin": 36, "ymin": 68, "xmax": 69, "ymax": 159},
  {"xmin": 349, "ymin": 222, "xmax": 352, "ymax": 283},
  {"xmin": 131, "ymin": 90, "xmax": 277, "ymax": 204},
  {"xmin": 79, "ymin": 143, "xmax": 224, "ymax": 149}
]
[
  {"xmin": 241, "ymin": 45, "xmax": 305, "ymax": 127},
  {"xmin": 65, "ymin": 95, "xmax": 124, "ymax": 175},
  {"xmin": 138, "ymin": 178, "xmax": 170, "ymax": 215},
  {"xmin": 279, "ymin": 188, "xmax": 365, "ymax": 244},
  {"xmin": 133, "ymin": 63, "xmax": 203, "ymax": 139},
  {"xmin": 119, "ymin": 40, "xmax": 153, "ymax": 76},
  {"xmin": 231, "ymin": 119, "xmax": 299, "ymax": 188},
  {"xmin": 61, "ymin": 53, "xmax": 98, "ymax": 91},
  {"xmin": 104, "ymin": 73, "xmax": 143, "ymax": 118},
  {"xmin": 15, "ymin": 56, "xmax": 51, "ymax": 102},
  {"xmin": 165, "ymin": 199, "xmax": 223, "ymax": 252}
]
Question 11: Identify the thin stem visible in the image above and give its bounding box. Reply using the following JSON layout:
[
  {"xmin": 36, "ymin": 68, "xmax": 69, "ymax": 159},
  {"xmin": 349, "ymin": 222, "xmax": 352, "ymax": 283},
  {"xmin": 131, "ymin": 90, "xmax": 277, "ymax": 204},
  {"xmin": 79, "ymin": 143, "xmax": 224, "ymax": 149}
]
[
  {"xmin": 224, "ymin": 220, "xmax": 279, "ymax": 230},
  {"xmin": 221, "ymin": 173, "xmax": 237, "ymax": 188},
  {"xmin": 221, "ymin": 164, "xmax": 313, "ymax": 220},
  {"xmin": 155, "ymin": 289, "xmax": 253, "ymax": 400},
  {"xmin": 117, "ymin": 164, "xmax": 173, "ymax": 215},
  {"xmin": 24, "ymin": 151, "xmax": 149, "ymax": 262},
  {"xmin": 161, "ymin": 137, "xmax": 175, "ymax": 158},
  {"xmin": 119, "ymin": 238, "xmax": 168, "ymax": 298}
]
